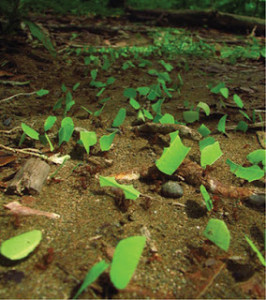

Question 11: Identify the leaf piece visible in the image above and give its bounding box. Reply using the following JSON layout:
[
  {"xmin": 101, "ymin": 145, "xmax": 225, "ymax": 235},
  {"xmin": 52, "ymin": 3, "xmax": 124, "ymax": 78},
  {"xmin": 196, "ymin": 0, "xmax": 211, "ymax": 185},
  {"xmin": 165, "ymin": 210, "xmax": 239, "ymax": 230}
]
[
  {"xmin": 0, "ymin": 230, "xmax": 42, "ymax": 260},
  {"xmin": 200, "ymin": 139, "xmax": 223, "ymax": 168},
  {"xmin": 73, "ymin": 260, "xmax": 109, "ymax": 299},
  {"xmin": 112, "ymin": 108, "xmax": 126, "ymax": 127},
  {"xmin": 233, "ymin": 94, "xmax": 244, "ymax": 108},
  {"xmin": 226, "ymin": 159, "xmax": 264, "ymax": 182},
  {"xmin": 99, "ymin": 176, "xmax": 140, "ymax": 200},
  {"xmin": 183, "ymin": 111, "xmax": 199, "ymax": 123},
  {"xmin": 80, "ymin": 131, "xmax": 97, "ymax": 154},
  {"xmin": 197, "ymin": 124, "xmax": 211, "ymax": 137},
  {"xmin": 100, "ymin": 131, "xmax": 116, "ymax": 151},
  {"xmin": 245, "ymin": 236, "xmax": 266, "ymax": 267},
  {"xmin": 200, "ymin": 185, "xmax": 213, "ymax": 211},
  {"xmin": 36, "ymin": 89, "xmax": 49, "ymax": 97},
  {"xmin": 21, "ymin": 123, "xmax": 39, "ymax": 140},
  {"xmin": 247, "ymin": 149, "xmax": 266, "ymax": 166},
  {"xmin": 197, "ymin": 102, "xmax": 210, "ymax": 116},
  {"xmin": 217, "ymin": 115, "xmax": 227, "ymax": 134},
  {"xmin": 58, "ymin": 117, "xmax": 74, "ymax": 146},
  {"xmin": 44, "ymin": 116, "xmax": 57, "ymax": 131},
  {"xmin": 203, "ymin": 219, "xmax": 230, "ymax": 251},
  {"xmin": 123, "ymin": 88, "xmax": 136, "ymax": 99},
  {"xmin": 156, "ymin": 131, "xmax": 191, "ymax": 175},
  {"xmin": 110, "ymin": 236, "xmax": 146, "ymax": 290}
]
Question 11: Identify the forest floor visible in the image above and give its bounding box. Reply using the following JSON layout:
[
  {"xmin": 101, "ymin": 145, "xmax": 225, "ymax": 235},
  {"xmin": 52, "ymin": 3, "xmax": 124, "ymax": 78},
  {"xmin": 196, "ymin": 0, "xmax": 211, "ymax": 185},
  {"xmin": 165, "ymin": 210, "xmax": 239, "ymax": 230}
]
[{"xmin": 0, "ymin": 13, "xmax": 265, "ymax": 299}]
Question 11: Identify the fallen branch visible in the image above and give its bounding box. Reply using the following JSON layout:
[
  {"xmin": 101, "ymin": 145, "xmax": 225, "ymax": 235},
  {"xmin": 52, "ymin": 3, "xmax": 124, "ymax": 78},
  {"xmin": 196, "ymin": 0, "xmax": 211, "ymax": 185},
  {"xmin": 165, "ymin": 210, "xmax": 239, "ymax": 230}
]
[{"xmin": 0, "ymin": 91, "xmax": 36, "ymax": 103}]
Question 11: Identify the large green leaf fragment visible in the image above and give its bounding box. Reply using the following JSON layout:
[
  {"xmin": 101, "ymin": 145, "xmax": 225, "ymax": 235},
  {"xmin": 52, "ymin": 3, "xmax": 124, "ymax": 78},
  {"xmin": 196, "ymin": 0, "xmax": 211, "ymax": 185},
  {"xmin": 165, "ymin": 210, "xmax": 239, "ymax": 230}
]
[
  {"xmin": 200, "ymin": 139, "xmax": 223, "ymax": 168},
  {"xmin": 203, "ymin": 219, "xmax": 230, "ymax": 251},
  {"xmin": 183, "ymin": 111, "xmax": 199, "ymax": 123},
  {"xmin": 137, "ymin": 86, "xmax": 150, "ymax": 96},
  {"xmin": 129, "ymin": 98, "xmax": 140, "ymax": 110},
  {"xmin": 21, "ymin": 123, "xmax": 39, "ymax": 140},
  {"xmin": 159, "ymin": 113, "xmax": 175, "ymax": 124},
  {"xmin": 233, "ymin": 94, "xmax": 244, "ymax": 108},
  {"xmin": 110, "ymin": 236, "xmax": 146, "ymax": 290},
  {"xmin": 100, "ymin": 131, "xmax": 116, "ymax": 151},
  {"xmin": 58, "ymin": 117, "xmax": 74, "ymax": 146},
  {"xmin": 0, "ymin": 230, "xmax": 42, "ymax": 260},
  {"xmin": 159, "ymin": 60, "xmax": 173, "ymax": 72},
  {"xmin": 73, "ymin": 260, "xmax": 109, "ymax": 299},
  {"xmin": 99, "ymin": 176, "xmax": 140, "ymax": 200},
  {"xmin": 24, "ymin": 21, "xmax": 56, "ymax": 57},
  {"xmin": 112, "ymin": 108, "xmax": 126, "ymax": 127},
  {"xmin": 247, "ymin": 149, "xmax": 266, "ymax": 166},
  {"xmin": 235, "ymin": 120, "xmax": 248, "ymax": 132},
  {"xmin": 151, "ymin": 98, "xmax": 164, "ymax": 115},
  {"xmin": 80, "ymin": 131, "xmax": 97, "ymax": 154},
  {"xmin": 156, "ymin": 131, "xmax": 191, "ymax": 175},
  {"xmin": 44, "ymin": 116, "xmax": 57, "ymax": 131},
  {"xmin": 197, "ymin": 124, "xmax": 211, "ymax": 137},
  {"xmin": 217, "ymin": 114, "xmax": 227, "ymax": 134},
  {"xmin": 123, "ymin": 88, "xmax": 136, "ymax": 99},
  {"xmin": 197, "ymin": 102, "xmax": 210, "ymax": 116},
  {"xmin": 226, "ymin": 159, "xmax": 264, "ymax": 182},
  {"xmin": 148, "ymin": 84, "xmax": 161, "ymax": 100},
  {"xmin": 220, "ymin": 87, "xmax": 229, "ymax": 99}
]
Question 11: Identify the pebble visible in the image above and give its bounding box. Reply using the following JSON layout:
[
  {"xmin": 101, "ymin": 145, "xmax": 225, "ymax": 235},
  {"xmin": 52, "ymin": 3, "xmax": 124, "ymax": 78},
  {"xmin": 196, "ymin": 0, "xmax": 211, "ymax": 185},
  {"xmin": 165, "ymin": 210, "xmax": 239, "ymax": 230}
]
[{"xmin": 161, "ymin": 181, "xmax": 183, "ymax": 198}]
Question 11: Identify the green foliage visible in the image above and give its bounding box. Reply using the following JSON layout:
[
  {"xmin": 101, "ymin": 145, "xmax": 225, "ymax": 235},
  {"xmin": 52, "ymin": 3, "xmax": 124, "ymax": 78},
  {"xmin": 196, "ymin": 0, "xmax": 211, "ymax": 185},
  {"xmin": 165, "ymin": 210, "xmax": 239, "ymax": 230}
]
[
  {"xmin": 73, "ymin": 260, "xmax": 109, "ymax": 299},
  {"xmin": 245, "ymin": 235, "xmax": 266, "ymax": 267},
  {"xmin": 226, "ymin": 159, "xmax": 264, "ymax": 182},
  {"xmin": 199, "ymin": 137, "xmax": 223, "ymax": 168},
  {"xmin": 0, "ymin": 230, "xmax": 42, "ymax": 260},
  {"xmin": 217, "ymin": 114, "xmax": 227, "ymax": 134},
  {"xmin": 99, "ymin": 176, "xmax": 140, "ymax": 200},
  {"xmin": 112, "ymin": 108, "xmax": 126, "ymax": 127},
  {"xmin": 110, "ymin": 236, "xmax": 146, "ymax": 289},
  {"xmin": 21, "ymin": 122, "xmax": 39, "ymax": 140},
  {"xmin": 58, "ymin": 117, "xmax": 74, "ymax": 146},
  {"xmin": 203, "ymin": 219, "xmax": 230, "ymax": 251},
  {"xmin": 200, "ymin": 185, "xmax": 213, "ymax": 211},
  {"xmin": 156, "ymin": 131, "xmax": 191, "ymax": 175},
  {"xmin": 100, "ymin": 131, "xmax": 117, "ymax": 151},
  {"xmin": 79, "ymin": 131, "xmax": 97, "ymax": 154}
]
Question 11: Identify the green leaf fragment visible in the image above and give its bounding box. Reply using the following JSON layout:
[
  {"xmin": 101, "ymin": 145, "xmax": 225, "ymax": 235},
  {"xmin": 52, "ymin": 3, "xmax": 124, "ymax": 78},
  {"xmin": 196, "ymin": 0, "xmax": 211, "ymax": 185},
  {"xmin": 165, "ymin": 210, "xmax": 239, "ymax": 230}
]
[
  {"xmin": 247, "ymin": 149, "xmax": 266, "ymax": 166},
  {"xmin": 210, "ymin": 82, "xmax": 225, "ymax": 94},
  {"xmin": 0, "ymin": 230, "xmax": 42, "ymax": 260},
  {"xmin": 112, "ymin": 108, "xmax": 126, "ymax": 127},
  {"xmin": 217, "ymin": 114, "xmax": 227, "ymax": 134},
  {"xmin": 226, "ymin": 159, "xmax": 264, "ymax": 182},
  {"xmin": 197, "ymin": 124, "xmax": 211, "ymax": 137},
  {"xmin": 151, "ymin": 98, "xmax": 164, "ymax": 115},
  {"xmin": 73, "ymin": 82, "xmax": 80, "ymax": 91},
  {"xmin": 106, "ymin": 77, "xmax": 116, "ymax": 85},
  {"xmin": 220, "ymin": 87, "xmax": 229, "ymax": 99},
  {"xmin": 245, "ymin": 235, "xmax": 266, "ymax": 267},
  {"xmin": 239, "ymin": 110, "xmax": 251, "ymax": 121},
  {"xmin": 99, "ymin": 176, "xmax": 140, "ymax": 200},
  {"xmin": 58, "ymin": 117, "xmax": 74, "ymax": 146},
  {"xmin": 203, "ymin": 219, "xmax": 230, "ymax": 251},
  {"xmin": 200, "ymin": 185, "xmax": 213, "ymax": 211},
  {"xmin": 36, "ymin": 89, "xmax": 49, "ymax": 97},
  {"xmin": 235, "ymin": 121, "xmax": 248, "ymax": 132},
  {"xmin": 123, "ymin": 88, "xmax": 137, "ymax": 99},
  {"xmin": 159, "ymin": 113, "xmax": 175, "ymax": 124},
  {"xmin": 129, "ymin": 98, "xmax": 140, "ymax": 110},
  {"xmin": 183, "ymin": 111, "xmax": 199, "ymax": 123},
  {"xmin": 110, "ymin": 236, "xmax": 146, "ymax": 290},
  {"xmin": 44, "ymin": 116, "xmax": 57, "ymax": 131},
  {"xmin": 91, "ymin": 69, "xmax": 98, "ymax": 81},
  {"xmin": 156, "ymin": 131, "xmax": 191, "ymax": 175},
  {"xmin": 21, "ymin": 123, "xmax": 39, "ymax": 140},
  {"xmin": 73, "ymin": 260, "xmax": 109, "ymax": 299},
  {"xmin": 197, "ymin": 102, "xmax": 210, "ymax": 116},
  {"xmin": 100, "ymin": 131, "xmax": 116, "ymax": 151},
  {"xmin": 143, "ymin": 109, "xmax": 153, "ymax": 120},
  {"xmin": 200, "ymin": 139, "xmax": 223, "ymax": 168},
  {"xmin": 137, "ymin": 86, "xmax": 150, "ymax": 96},
  {"xmin": 80, "ymin": 131, "xmax": 97, "ymax": 154},
  {"xmin": 233, "ymin": 94, "xmax": 244, "ymax": 108}
]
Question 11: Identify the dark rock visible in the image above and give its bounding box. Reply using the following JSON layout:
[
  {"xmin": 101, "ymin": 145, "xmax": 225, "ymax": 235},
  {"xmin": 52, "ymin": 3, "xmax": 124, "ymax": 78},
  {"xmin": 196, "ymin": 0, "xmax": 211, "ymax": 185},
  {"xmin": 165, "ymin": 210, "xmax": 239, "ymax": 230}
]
[{"xmin": 161, "ymin": 181, "xmax": 183, "ymax": 198}]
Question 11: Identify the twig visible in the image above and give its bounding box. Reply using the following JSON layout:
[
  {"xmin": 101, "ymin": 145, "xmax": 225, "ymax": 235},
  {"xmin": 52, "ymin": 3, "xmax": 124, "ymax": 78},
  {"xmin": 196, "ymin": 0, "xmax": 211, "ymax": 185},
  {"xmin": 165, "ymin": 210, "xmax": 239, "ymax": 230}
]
[
  {"xmin": 0, "ymin": 144, "xmax": 48, "ymax": 160},
  {"xmin": 0, "ymin": 91, "xmax": 36, "ymax": 103},
  {"xmin": 0, "ymin": 126, "xmax": 20, "ymax": 134}
]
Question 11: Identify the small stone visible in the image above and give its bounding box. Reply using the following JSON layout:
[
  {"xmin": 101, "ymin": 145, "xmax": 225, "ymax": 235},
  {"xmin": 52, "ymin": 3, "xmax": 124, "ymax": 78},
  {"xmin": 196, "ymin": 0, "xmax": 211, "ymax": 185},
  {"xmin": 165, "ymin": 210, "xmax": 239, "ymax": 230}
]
[{"xmin": 161, "ymin": 181, "xmax": 183, "ymax": 198}]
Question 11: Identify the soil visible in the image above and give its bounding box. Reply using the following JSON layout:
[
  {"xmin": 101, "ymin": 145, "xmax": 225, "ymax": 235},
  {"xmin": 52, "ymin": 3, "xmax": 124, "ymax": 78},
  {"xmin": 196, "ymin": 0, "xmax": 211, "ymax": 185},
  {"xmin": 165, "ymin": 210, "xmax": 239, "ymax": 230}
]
[{"xmin": 0, "ymin": 14, "xmax": 265, "ymax": 299}]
